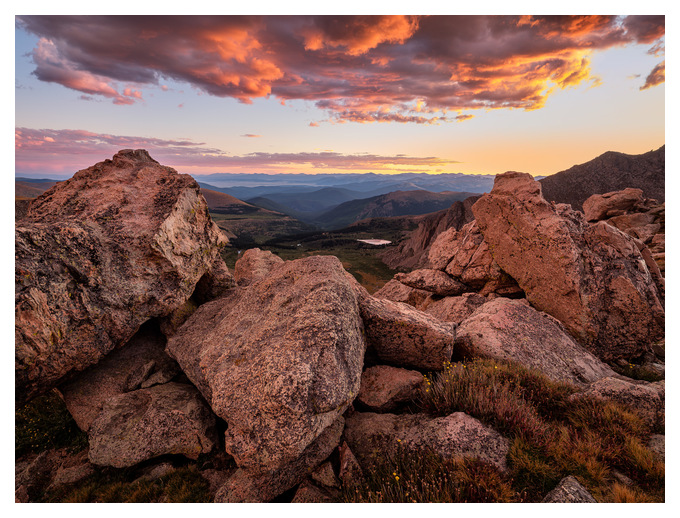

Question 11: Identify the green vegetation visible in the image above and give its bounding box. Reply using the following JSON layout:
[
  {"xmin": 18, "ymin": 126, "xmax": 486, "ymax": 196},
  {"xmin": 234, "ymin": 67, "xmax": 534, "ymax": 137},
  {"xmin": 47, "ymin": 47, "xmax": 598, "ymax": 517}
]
[
  {"xmin": 40, "ymin": 465, "xmax": 211, "ymax": 503},
  {"xmin": 15, "ymin": 389, "xmax": 88, "ymax": 458}
]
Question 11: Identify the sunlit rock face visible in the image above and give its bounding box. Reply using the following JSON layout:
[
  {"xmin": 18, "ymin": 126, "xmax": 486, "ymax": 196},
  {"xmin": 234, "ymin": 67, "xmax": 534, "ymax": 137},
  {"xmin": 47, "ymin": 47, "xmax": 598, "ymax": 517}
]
[{"xmin": 15, "ymin": 149, "xmax": 233, "ymax": 405}]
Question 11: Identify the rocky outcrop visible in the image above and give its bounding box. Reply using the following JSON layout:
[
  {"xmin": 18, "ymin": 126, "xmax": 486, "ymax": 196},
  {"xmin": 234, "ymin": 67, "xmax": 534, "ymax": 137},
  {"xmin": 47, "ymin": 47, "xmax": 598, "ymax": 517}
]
[
  {"xmin": 539, "ymin": 146, "xmax": 664, "ymax": 211},
  {"xmin": 381, "ymin": 196, "xmax": 479, "ymax": 270},
  {"xmin": 344, "ymin": 411, "xmax": 510, "ymax": 473},
  {"xmin": 233, "ymin": 247, "xmax": 284, "ymax": 286},
  {"xmin": 15, "ymin": 149, "xmax": 233, "ymax": 404},
  {"xmin": 214, "ymin": 416, "xmax": 344, "ymax": 503},
  {"xmin": 167, "ymin": 256, "xmax": 364, "ymax": 474},
  {"xmin": 357, "ymin": 295, "xmax": 456, "ymax": 371},
  {"xmin": 455, "ymin": 298, "xmax": 616, "ymax": 387},
  {"xmin": 59, "ymin": 321, "xmax": 180, "ymax": 431},
  {"xmin": 583, "ymin": 188, "xmax": 647, "ymax": 221},
  {"xmin": 356, "ymin": 365, "xmax": 424, "ymax": 412},
  {"xmin": 542, "ymin": 476, "xmax": 596, "ymax": 503},
  {"xmin": 87, "ymin": 382, "xmax": 217, "ymax": 468},
  {"xmin": 472, "ymin": 172, "xmax": 664, "ymax": 362},
  {"xmin": 428, "ymin": 221, "xmax": 522, "ymax": 296}
]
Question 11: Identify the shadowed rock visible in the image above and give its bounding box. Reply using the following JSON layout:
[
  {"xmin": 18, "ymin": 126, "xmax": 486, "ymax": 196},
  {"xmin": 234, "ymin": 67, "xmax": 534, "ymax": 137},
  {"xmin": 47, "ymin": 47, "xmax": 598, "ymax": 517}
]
[
  {"xmin": 59, "ymin": 321, "xmax": 181, "ymax": 431},
  {"xmin": 15, "ymin": 149, "xmax": 233, "ymax": 404},
  {"xmin": 344, "ymin": 411, "xmax": 510, "ymax": 473},
  {"xmin": 357, "ymin": 365, "xmax": 424, "ymax": 412},
  {"xmin": 357, "ymin": 295, "xmax": 456, "ymax": 371},
  {"xmin": 88, "ymin": 383, "xmax": 217, "ymax": 468},
  {"xmin": 472, "ymin": 172, "xmax": 664, "ymax": 362},
  {"xmin": 214, "ymin": 416, "xmax": 344, "ymax": 503},
  {"xmin": 233, "ymin": 247, "xmax": 284, "ymax": 286},
  {"xmin": 88, "ymin": 382, "xmax": 217, "ymax": 468},
  {"xmin": 542, "ymin": 476, "xmax": 596, "ymax": 503},
  {"xmin": 167, "ymin": 256, "xmax": 364, "ymax": 474},
  {"xmin": 456, "ymin": 298, "xmax": 616, "ymax": 387}
]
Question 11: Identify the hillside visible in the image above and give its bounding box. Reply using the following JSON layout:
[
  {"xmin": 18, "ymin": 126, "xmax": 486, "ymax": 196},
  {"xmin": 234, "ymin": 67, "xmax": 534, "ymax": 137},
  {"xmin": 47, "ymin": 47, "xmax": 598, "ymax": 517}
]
[
  {"xmin": 314, "ymin": 190, "xmax": 478, "ymax": 229},
  {"xmin": 539, "ymin": 146, "xmax": 664, "ymax": 210}
]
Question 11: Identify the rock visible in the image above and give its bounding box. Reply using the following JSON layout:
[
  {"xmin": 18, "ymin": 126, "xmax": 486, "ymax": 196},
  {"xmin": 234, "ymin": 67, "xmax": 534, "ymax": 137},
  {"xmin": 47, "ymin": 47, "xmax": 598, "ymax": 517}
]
[
  {"xmin": 344, "ymin": 411, "xmax": 510, "ymax": 474},
  {"xmin": 357, "ymin": 295, "xmax": 456, "ymax": 371},
  {"xmin": 649, "ymin": 233, "xmax": 664, "ymax": 253},
  {"xmin": 357, "ymin": 365, "xmax": 424, "ymax": 412},
  {"xmin": 15, "ymin": 449, "xmax": 64, "ymax": 502},
  {"xmin": 88, "ymin": 382, "xmax": 217, "ymax": 468},
  {"xmin": 311, "ymin": 461, "xmax": 341, "ymax": 489},
  {"xmin": 542, "ymin": 476, "xmax": 596, "ymax": 503},
  {"xmin": 15, "ymin": 198, "xmax": 33, "ymax": 221},
  {"xmin": 427, "ymin": 227, "xmax": 462, "ymax": 270},
  {"xmin": 134, "ymin": 462, "xmax": 176, "ymax": 483},
  {"xmin": 47, "ymin": 450, "xmax": 96, "ymax": 491},
  {"xmin": 455, "ymin": 298, "xmax": 615, "ymax": 387},
  {"xmin": 472, "ymin": 172, "xmax": 664, "ymax": 363},
  {"xmin": 59, "ymin": 321, "xmax": 181, "ymax": 431},
  {"xmin": 395, "ymin": 269, "xmax": 467, "ymax": 296},
  {"xmin": 647, "ymin": 434, "xmax": 664, "ymax": 460},
  {"xmin": 167, "ymin": 256, "xmax": 364, "ymax": 474},
  {"xmin": 15, "ymin": 149, "xmax": 233, "ymax": 405},
  {"xmin": 200, "ymin": 469, "xmax": 235, "ymax": 499},
  {"xmin": 583, "ymin": 188, "xmax": 645, "ymax": 222},
  {"xmin": 572, "ymin": 377, "xmax": 664, "ymax": 428},
  {"xmin": 338, "ymin": 441, "xmax": 364, "ymax": 488},
  {"xmin": 215, "ymin": 416, "xmax": 343, "ymax": 503},
  {"xmin": 233, "ymin": 247, "xmax": 284, "ymax": 286},
  {"xmin": 421, "ymin": 292, "xmax": 487, "ymax": 324},
  {"xmin": 291, "ymin": 480, "xmax": 338, "ymax": 503},
  {"xmin": 158, "ymin": 298, "xmax": 199, "ymax": 337},
  {"xmin": 381, "ymin": 196, "xmax": 480, "ymax": 270},
  {"xmin": 373, "ymin": 279, "xmax": 430, "ymax": 308}
]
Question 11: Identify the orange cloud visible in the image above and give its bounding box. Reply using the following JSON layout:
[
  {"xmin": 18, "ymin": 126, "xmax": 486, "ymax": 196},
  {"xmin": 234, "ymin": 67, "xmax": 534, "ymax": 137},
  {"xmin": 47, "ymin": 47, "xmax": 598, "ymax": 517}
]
[
  {"xmin": 641, "ymin": 61, "xmax": 665, "ymax": 90},
  {"xmin": 17, "ymin": 15, "xmax": 665, "ymax": 122}
]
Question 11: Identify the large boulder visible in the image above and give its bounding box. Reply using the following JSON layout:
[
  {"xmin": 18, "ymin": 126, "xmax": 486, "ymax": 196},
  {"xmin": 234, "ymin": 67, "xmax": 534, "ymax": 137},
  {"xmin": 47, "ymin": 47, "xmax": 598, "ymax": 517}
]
[
  {"xmin": 472, "ymin": 172, "xmax": 664, "ymax": 362},
  {"xmin": 88, "ymin": 382, "xmax": 217, "ymax": 468},
  {"xmin": 455, "ymin": 298, "xmax": 616, "ymax": 387},
  {"xmin": 167, "ymin": 256, "xmax": 365, "ymax": 474},
  {"xmin": 357, "ymin": 295, "xmax": 457, "ymax": 371},
  {"xmin": 15, "ymin": 149, "xmax": 233, "ymax": 404},
  {"xmin": 215, "ymin": 416, "xmax": 344, "ymax": 503},
  {"xmin": 583, "ymin": 188, "xmax": 646, "ymax": 222},
  {"xmin": 343, "ymin": 411, "xmax": 510, "ymax": 473},
  {"xmin": 233, "ymin": 247, "xmax": 284, "ymax": 286},
  {"xmin": 59, "ymin": 321, "xmax": 181, "ymax": 431}
]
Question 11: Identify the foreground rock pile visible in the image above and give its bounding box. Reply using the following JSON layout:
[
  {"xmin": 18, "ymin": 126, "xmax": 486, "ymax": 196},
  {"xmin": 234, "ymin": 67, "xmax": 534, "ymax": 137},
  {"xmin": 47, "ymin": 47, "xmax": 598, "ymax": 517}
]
[{"xmin": 16, "ymin": 151, "xmax": 664, "ymax": 503}]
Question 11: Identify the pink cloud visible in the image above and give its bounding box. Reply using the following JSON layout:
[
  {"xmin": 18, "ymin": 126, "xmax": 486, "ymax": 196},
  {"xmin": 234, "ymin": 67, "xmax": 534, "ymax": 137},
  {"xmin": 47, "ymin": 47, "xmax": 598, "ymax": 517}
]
[
  {"xmin": 17, "ymin": 15, "xmax": 665, "ymax": 121},
  {"xmin": 15, "ymin": 127, "xmax": 458, "ymax": 176},
  {"xmin": 640, "ymin": 61, "xmax": 665, "ymax": 90}
]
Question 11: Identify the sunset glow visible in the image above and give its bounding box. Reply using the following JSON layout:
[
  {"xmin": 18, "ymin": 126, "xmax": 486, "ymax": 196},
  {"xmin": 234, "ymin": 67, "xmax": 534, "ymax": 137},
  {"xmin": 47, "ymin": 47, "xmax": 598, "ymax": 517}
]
[{"xmin": 14, "ymin": 13, "xmax": 665, "ymax": 179}]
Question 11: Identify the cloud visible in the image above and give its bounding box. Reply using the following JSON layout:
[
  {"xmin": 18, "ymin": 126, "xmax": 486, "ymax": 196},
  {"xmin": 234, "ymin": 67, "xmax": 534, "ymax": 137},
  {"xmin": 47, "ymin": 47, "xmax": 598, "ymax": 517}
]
[
  {"xmin": 241, "ymin": 133, "xmax": 261, "ymax": 138},
  {"xmin": 17, "ymin": 15, "xmax": 665, "ymax": 123},
  {"xmin": 640, "ymin": 61, "xmax": 665, "ymax": 90},
  {"xmin": 15, "ymin": 127, "xmax": 457, "ymax": 176}
]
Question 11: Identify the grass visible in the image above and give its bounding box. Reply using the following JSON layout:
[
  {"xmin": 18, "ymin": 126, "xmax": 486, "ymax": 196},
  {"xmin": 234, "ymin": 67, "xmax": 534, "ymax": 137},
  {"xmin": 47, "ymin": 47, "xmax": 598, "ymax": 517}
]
[
  {"xmin": 346, "ymin": 359, "xmax": 664, "ymax": 503},
  {"xmin": 41, "ymin": 465, "xmax": 212, "ymax": 503},
  {"xmin": 15, "ymin": 389, "xmax": 88, "ymax": 458},
  {"xmin": 413, "ymin": 359, "xmax": 664, "ymax": 502}
]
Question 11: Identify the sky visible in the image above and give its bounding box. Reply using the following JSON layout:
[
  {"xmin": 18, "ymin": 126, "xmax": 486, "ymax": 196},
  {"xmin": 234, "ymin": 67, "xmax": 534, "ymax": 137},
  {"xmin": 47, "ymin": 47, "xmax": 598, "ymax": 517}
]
[{"xmin": 13, "ymin": 11, "xmax": 666, "ymax": 180}]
